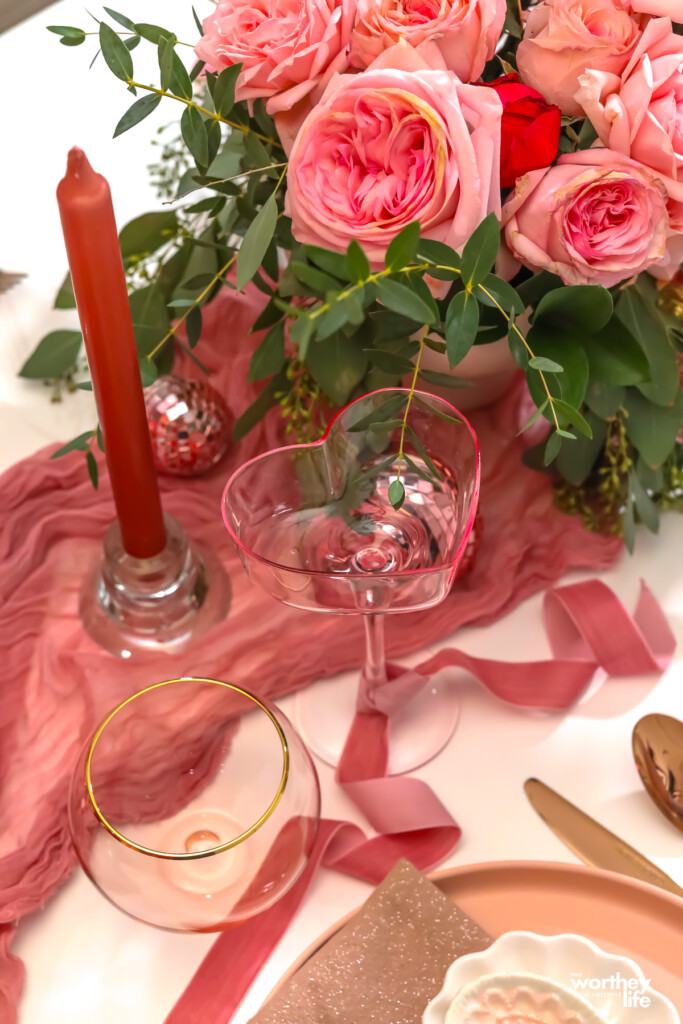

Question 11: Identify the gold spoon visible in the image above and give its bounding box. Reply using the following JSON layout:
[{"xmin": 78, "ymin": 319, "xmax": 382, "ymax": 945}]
[{"xmin": 632, "ymin": 714, "xmax": 683, "ymax": 833}]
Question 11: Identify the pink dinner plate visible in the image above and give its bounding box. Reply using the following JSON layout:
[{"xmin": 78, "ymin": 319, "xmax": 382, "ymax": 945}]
[{"xmin": 266, "ymin": 861, "xmax": 683, "ymax": 1010}]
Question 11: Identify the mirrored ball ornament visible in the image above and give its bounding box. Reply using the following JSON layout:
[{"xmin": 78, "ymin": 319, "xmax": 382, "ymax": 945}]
[{"xmin": 145, "ymin": 375, "xmax": 232, "ymax": 477}]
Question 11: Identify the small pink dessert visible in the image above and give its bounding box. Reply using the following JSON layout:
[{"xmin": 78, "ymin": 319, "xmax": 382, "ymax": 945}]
[{"xmin": 461, "ymin": 984, "xmax": 597, "ymax": 1023}]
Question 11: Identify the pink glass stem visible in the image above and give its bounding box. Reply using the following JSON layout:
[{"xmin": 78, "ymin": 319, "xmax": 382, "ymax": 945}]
[{"xmin": 361, "ymin": 614, "xmax": 388, "ymax": 697}]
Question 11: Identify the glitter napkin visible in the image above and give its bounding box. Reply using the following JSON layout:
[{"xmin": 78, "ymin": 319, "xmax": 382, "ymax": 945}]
[{"xmin": 250, "ymin": 859, "xmax": 492, "ymax": 1024}]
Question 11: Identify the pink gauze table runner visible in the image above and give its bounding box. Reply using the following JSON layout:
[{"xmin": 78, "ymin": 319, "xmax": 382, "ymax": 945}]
[{"xmin": 0, "ymin": 281, "xmax": 662, "ymax": 1022}]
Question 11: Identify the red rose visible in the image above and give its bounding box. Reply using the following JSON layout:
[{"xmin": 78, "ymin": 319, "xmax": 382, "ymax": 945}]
[{"xmin": 480, "ymin": 74, "xmax": 561, "ymax": 188}]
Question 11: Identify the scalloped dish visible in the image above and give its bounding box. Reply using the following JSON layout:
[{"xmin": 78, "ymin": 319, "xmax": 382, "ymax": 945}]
[{"xmin": 424, "ymin": 932, "xmax": 680, "ymax": 1024}]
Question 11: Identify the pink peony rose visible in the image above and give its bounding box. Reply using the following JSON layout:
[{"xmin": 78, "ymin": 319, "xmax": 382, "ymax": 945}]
[
  {"xmin": 284, "ymin": 43, "xmax": 502, "ymax": 265},
  {"xmin": 194, "ymin": 0, "xmax": 356, "ymax": 114},
  {"xmin": 516, "ymin": 0, "xmax": 641, "ymax": 116},
  {"xmin": 502, "ymin": 149, "xmax": 668, "ymax": 286},
  {"xmin": 349, "ymin": 0, "xmax": 506, "ymax": 83}
]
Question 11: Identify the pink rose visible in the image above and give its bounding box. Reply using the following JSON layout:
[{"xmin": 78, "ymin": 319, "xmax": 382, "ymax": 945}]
[
  {"xmin": 502, "ymin": 149, "xmax": 668, "ymax": 286},
  {"xmin": 194, "ymin": 0, "xmax": 356, "ymax": 114},
  {"xmin": 516, "ymin": 0, "xmax": 641, "ymax": 116},
  {"xmin": 349, "ymin": 0, "xmax": 506, "ymax": 83},
  {"xmin": 284, "ymin": 44, "xmax": 502, "ymax": 264}
]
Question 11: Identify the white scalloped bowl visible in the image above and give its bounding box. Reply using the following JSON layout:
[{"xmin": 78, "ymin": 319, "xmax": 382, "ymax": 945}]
[{"xmin": 423, "ymin": 932, "xmax": 680, "ymax": 1024}]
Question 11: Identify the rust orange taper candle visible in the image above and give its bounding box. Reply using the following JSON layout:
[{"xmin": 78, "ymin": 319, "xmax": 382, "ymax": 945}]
[{"xmin": 57, "ymin": 147, "xmax": 166, "ymax": 558}]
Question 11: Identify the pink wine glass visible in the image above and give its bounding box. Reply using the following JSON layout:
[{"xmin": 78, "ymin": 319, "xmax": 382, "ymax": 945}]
[{"xmin": 222, "ymin": 389, "xmax": 480, "ymax": 774}]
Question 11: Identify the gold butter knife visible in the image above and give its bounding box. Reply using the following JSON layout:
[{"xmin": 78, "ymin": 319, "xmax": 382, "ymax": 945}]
[{"xmin": 524, "ymin": 778, "xmax": 683, "ymax": 899}]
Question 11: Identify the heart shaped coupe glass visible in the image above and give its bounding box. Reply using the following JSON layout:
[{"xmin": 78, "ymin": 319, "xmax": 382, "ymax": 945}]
[
  {"xmin": 222, "ymin": 389, "xmax": 480, "ymax": 774},
  {"xmin": 68, "ymin": 677, "xmax": 320, "ymax": 931}
]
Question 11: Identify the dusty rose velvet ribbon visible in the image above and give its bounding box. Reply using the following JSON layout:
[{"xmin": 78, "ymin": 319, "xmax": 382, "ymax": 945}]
[{"xmin": 165, "ymin": 578, "xmax": 675, "ymax": 1024}]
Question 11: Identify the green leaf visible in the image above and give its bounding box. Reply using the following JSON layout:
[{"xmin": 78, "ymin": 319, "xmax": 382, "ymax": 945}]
[
  {"xmin": 307, "ymin": 331, "xmax": 368, "ymax": 405},
  {"xmin": 637, "ymin": 458, "xmax": 663, "ymax": 493},
  {"xmin": 233, "ymin": 371, "xmax": 289, "ymax": 440},
  {"xmin": 349, "ymin": 394, "xmax": 408, "ymax": 432},
  {"xmin": 366, "ymin": 349, "xmax": 414, "ymax": 375},
  {"xmin": 99, "ymin": 21, "xmax": 133, "ymax": 82},
  {"xmin": 76, "ymin": 381, "xmax": 93, "ymax": 391},
  {"xmin": 555, "ymin": 411, "xmax": 606, "ymax": 486},
  {"xmin": 376, "ymin": 277, "xmax": 437, "ymax": 326},
  {"xmin": 290, "ymin": 315, "xmax": 314, "ymax": 359},
  {"xmin": 629, "ymin": 469, "xmax": 659, "ymax": 533},
  {"xmin": 584, "ymin": 317, "xmax": 650, "ymax": 385},
  {"xmin": 249, "ymin": 320, "xmax": 285, "ymax": 382},
  {"xmin": 385, "ymin": 222, "xmax": 420, "ymax": 272},
  {"xmin": 534, "ymin": 285, "xmax": 613, "ymax": 332},
  {"xmin": 213, "ymin": 65, "xmax": 241, "ymax": 119},
  {"xmin": 616, "ymin": 286, "xmax": 679, "ymax": 405},
  {"xmin": 525, "ymin": 326, "xmax": 590, "ymax": 414},
  {"xmin": 423, "ymin": 335, "xmax": 446, "ymax": 355},
  {"xmin": 96, "ymin": 424, "xmax": 105, "ymax": 452},
  {"xmin": 60, "ymin": 35, "xmax": 87, "ymax": 46},
  {"xmin": 170, "ymin": 52, "xmax": 193, "ymax": 100},
  {"xmin": 125, "ymin": 36, "xmax": 140, "ymax": 51},
  {"xmin": 192, "ymin": 6, "xmax": 204, "ymax": 34},
  {"xmin": 206, "ymin": 119, "xmax": 222, "ymax": 167},
  {"xmin": 577, "ymin": 118, "xmax": 599, "ymax": 149},
  {"xmin": 119, "ymin": 211, "xmax": 177, "ymax": 262},
  {"xmin": 290, "ymin": 260, "xmax": 340, "ymax": 293},
  {"xmin": 417, "ymin": 238, "xmax": 461, "ymax": 273},
  {"xmin": 181, "ymin": 105, "xmax": 209, "ymax": 168},
  {"xmin": 190, "ymin": 59, "xmax": 206, "ymax": 83},
  {"xmin": 544, "ymin": 431, "xmax": 562, "ymax": 466},
  {"xmin": 86, "ymin": 449, "xmax": 99, "ymax": 490},
  {"xmin": 411, "ymin": 275, "xmax": 440, "ymax": 327},
  {"xmin": 50, "ymin": 431, "xmax": 93, "ymax": 459},
  {"xmin": 139, "ymin": 356, "xmax": 158, "ymax": 386},
  {"xmin": 461, "ymin": 214, "xmax": 501, "ymax": 288},
  {"xmin": 47, "ymin": 25, "xmax": 85, "ymax": 41},
  {"xmin": 129, "ymin": 283, "xmax": 170, "ymax": 355},
  {"xmin": 418, "ymin": 368, "xmax": 469, "ymax": 388},
  {"xmin": 445, "ymin": 290, "xmax": 479, "ymax": 366},
  {"xmin": 528, "ymin": 356, "xmax": 563, "ymax": 373},
  {"xmin": 54, "ymin": 272, "xmax": 76, "ymax": 309},
  {"xmin": 19, "ymin": 330, "xmax": 82, "ymax": 379},
  {"xmin": 477, "ymin": 274, "xmax": 524, "ymax": 316},
  {"xmin": 584, "ymin": 380, "xmax": 625, "ymax": 418},
  {"xmin": 103, "ymin": 8, "xmax": 136, "ymax": 31},
  {"xmin": 134, "ymin": 22, "xmax": 175, "ymax": 43},
  {"xmin": 236, "ymin": 194, "xmax": 278, "ymax": 290},
  {"xmin": 388, "ymin": 479, "xmax": 406, "ymax": 510},
  {"xmin": 518, "ymin": 398, "xmax": 549, "ymax": 435},
  {"xmin": 305, "ymin": 246, "xmax": 351, "ymax": 281},
  {"xmin": 624, "ymin": 389, "xmax": 683, "ymax": 468},
  {"xmin": 414, "ymin": 395, "xmax": 461, "ymax": 424},
  {"xmin": 158, "ymin": 34, "xmax": 175, "ymax": 91},
  {"xmin": 186, "ymin": 306, "xmax": 202, "ymax": 348},
  {"xmin": 551, "ymin": 399, "xmax": 593, "ymax": 439},
  {"xmin": 347, "ymin": 240, "xmax": 370, "ymax": 282},
  {"xmin": 113, "ymin": 92, "xmax": 161, "ymax": 137},
  {"xmin": 315, "ymin": 298, "xmax": 354, "ymax": 340},
  {"xmin": 406, "ymin": 426, "xmax": 442, "ymax": 480}
]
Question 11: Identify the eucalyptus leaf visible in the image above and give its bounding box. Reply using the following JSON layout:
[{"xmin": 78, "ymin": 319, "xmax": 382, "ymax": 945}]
[
  {"xmin": 134, "ymin": 23, "xmax": 175, "ymax": 44},
  {"xmin": 181, "ymin": 105, "xmax": 210, "ymax": 168},
  {"xmin": 103, "ymin": 8, "xmax": 136, "ymax": 31},
  {"xmin": 534, "ymin": 285, "xmax": 612, "ymax": 332},
  {"xmin": 406, "ymin": 426, "xmax": 443, "ymax": 480},
  {"xmin": 347, "ymin": 240, "xmax": 370, "ymax": 282},
  {"xmin": 375, "ymin": 278, "xmax": 437, "ymax": 326},
  {"xmin": 552, "ymin": 399, "xmax": 593, "ymax": 438},
  {"xmin": 554, "ymin": 411, "xmax": 606, "ymax": 486},
  {"xmin": 86, "ymin": 449, "xmax": 99, "ymax": 490},
  {"xmin": 348, "ymin": 395, "xmax": 408, "ymax": 432},
  {"xmin": 99, "ymin": 21, "xmax": 133, "ymax": 81},
  {"xmin": 418, "ymin": 368, "xmax": 470, "ymax": 388},
  {"xmin": 192, "ymin": 6, "xmax": 204, "ymax": 33},
  {"xmin": 157, "ymin": 34, "xmax": 174, "ymax": 91},
  {"xmin": 616, "ymin": 286, "xmax": 679, "ymax": 405},
  {"xmin": 528, "ymin": 356, "xmax": 563, "ymax": 373},
  {"xmin": 55, "ymin": 272, "xmax": 76, "ymax": 309},
  {"xmin": 290, "ymin": 260, "xmax": 340, "ymax": 293},
  {"xmin": 48, "ymin": 25, "xmax": 85, "ymax": 41},
  {"xmin": 139, "ymin": 356, "xmax": 158, "ymax": 386},
  {"xmin": 249, "ymin": 320, "xmax": 285, "ymax": 381},
  {"xmin": 417, "ymin": 238, "xmax": 461, "ymax": 272},
  {"xmin": 233, "ymin": 371, "xmax": 289, "ymax": 440},
  {"xmin": 508, "ymin": 321, "xmax": 529, "ymax": 369},
  {"xmin": 584, "ymin": 317, "xmax": 650, "ymax": 385},
  {"xmin": 307, "ymin": 331, "xmax": 368, "ymax": 405},
  {"xmin": 186, "ymin": 306, "xmax": 202, "ymax": 348},
  {"xmin": 19, "ymin": 330, "xmax": 82, "ymax": 379},
  {"xmin": 629, "ymin": 469, "xmax": 659, "ymax": 533},
  {"xmin": 213, "ymin": 64, "xmax": 241, "ymax": 118},
  {"xmin": 366, "ymin": 349, "xmax": 414, "ymax": 375},
  {"xmin": 461, "ymin": 214, "xmax": 500, "ymax": 287},
  {"xmin": 477, "ymin": 274, "xmax": 524, "ymax": 315},
  {"xmin": 525, "ymin": 325, "xmax": 589, "ymax": 413},
  {"xmin": 50, "ymin": 431, "xmax": 93, "ymax": 459},
  {"xmin": 544, "ymin": 431, "xmax": 562, "ymax": 466},
  {"xmin": 305, "ymin": 246, "xmax": 351, "ymax": 281},
  {"xmin": 584, "ymin": 380, "xmax": 625, "ymax": 418},
  {"xmin": 385, "ymin": 222, "xmax": 420, "ymax": 272},
  {"xmin": 170, "ymin": 51, "xmax": 193, "ymax": 100},
  {"xmin": 119, "ymin": 211, "xmax": 177, "ymax": 262},
  {"xmin": 113, "ymin": 92, "xmax": 161, "ymax": 137},
  {"xmin": 388, "ymin": 479, "xmax": 406, "ymax": 510},
  {"xmin": 624, "ymin": 389, "xmax": 683, "ymax": 468},
  {"xmin": 445, "ymin": 290, "xmax": 479, "ymax": 366},
  {"xmin": 236, "ymin": 195, "xmax": 278, "ymax": 290}
]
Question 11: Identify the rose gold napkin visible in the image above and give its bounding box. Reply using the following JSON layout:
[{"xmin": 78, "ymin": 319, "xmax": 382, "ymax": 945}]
[{"xmin": 250, "ymin": 859, "xmax": 492, "ymax": 1024}]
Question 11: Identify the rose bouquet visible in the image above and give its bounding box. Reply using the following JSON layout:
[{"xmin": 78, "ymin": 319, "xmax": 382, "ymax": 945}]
[{"xmin": 28, "ymin": 0, "xmax": 683, "ymax": 547}]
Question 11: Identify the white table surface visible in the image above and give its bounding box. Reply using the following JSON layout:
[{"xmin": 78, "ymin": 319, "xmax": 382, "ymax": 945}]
[{"xmin": 2, "ymin": 5, "xmax": 683, "ymax": 1022}]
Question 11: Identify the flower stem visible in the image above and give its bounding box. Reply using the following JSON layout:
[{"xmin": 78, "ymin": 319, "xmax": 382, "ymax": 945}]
[
  {"xmin": 148, "ymin": 253, "xmax": 236, "ymax": 361},
  {"xmin": 126, "ymin": 79, "xmax": 283, "ymax": 148}
]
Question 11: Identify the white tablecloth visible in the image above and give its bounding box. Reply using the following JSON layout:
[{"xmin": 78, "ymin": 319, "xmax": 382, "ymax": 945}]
[{"xmin": 1, "ymin": 4, "xmax": 682, "ymax": 1022}]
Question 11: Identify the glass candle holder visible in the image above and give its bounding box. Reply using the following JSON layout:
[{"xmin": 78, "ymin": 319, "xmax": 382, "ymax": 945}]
[{"xmin": 68, "ymin": 678, "xmax": 320, "ymax": 931}]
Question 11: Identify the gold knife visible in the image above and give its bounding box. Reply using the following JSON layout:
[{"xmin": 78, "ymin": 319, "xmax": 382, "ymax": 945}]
[{"xmin": 524, "ymin": 778, "xmax": 683, "ymax": 899}]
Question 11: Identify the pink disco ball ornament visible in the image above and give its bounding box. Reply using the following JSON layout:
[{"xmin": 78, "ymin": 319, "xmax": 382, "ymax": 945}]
[{"xmin": 145, "ymin": 375, "xmax": 232, "ymax": 477}]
